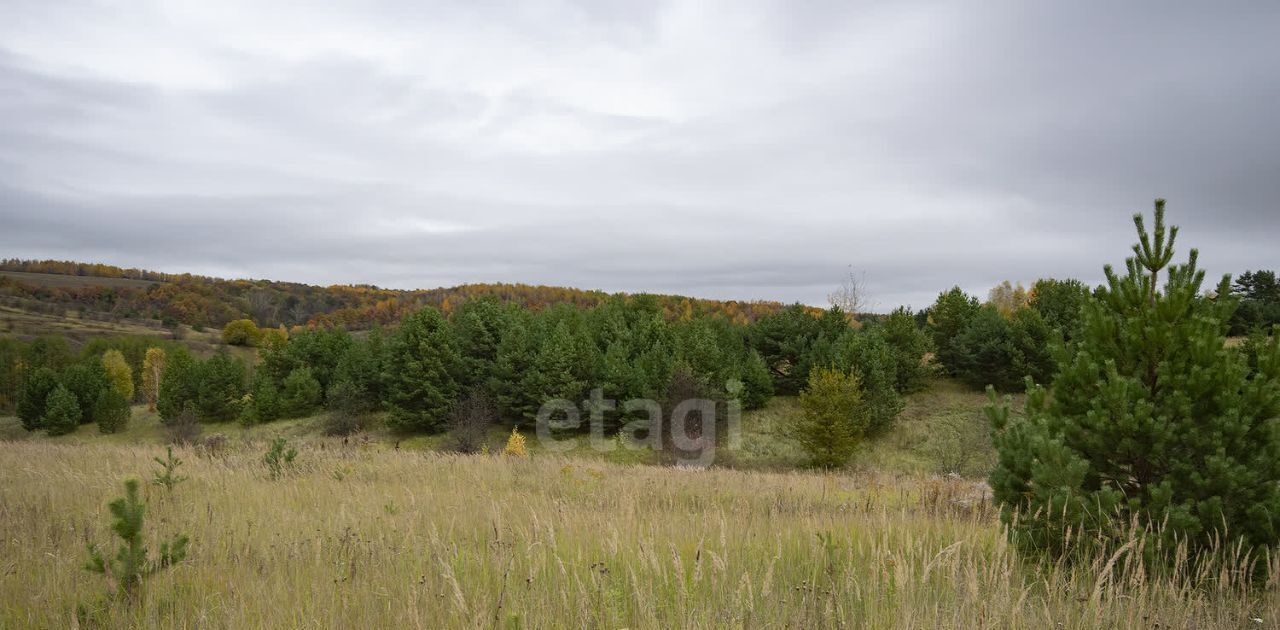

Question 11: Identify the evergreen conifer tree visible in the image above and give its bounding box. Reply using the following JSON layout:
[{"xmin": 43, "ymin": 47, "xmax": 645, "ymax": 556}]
[
  {"xmin": 832, "ymin": 329, "xmax": 904, "ymax": 435},
  {"xmin": 93, "ymin": 386, "xmax": 132, "ymax": 434},
  {"xmin": 384, "ymin": 307, "xmax": 462, "ymax": 432},
  {"xmin": 17, "ymin": 366, "xmax": 58, "ymax": 431},
  {"xmin": 740, "ymin": 350, "xmax": 774, "ymax": 410},
  {"xmin": 156, "ymin": 348, "xmax": 198, "ymax": 423},
  {"xmin": 194, "ymin": 352, "xmax": 247, "ymax": 422},
  {"xmin": 43, "ymin": 384, "xmax": 81, "ymax": 436},
  {"xmin": 792, "ymin": 367, "xmax": 866, "ymax": 468},
  {"xmin": 60, "ymin": 362, "xmax": 109, "ymax": 424},
  {"xmin": 84, "ymin": 479, "xmax": 188, "ymax": 599},
  {"xmin": 520, "ymin": 321, "xmax": 587, "ymax": 421},
  {"xmin": 928, "ymin": 287, "xmax": 980, "ymax": 376},
  {"xmin": 988, "ymin": 200, "xmax": 1280, "ymax": 559},
  {"xmin": 280, "ymin": 366, "xmax": 322, "ymax": 417},
  {"xmin": 451, "ymin": 297, "xmax": 509, "ymax": 391},
  {"xmin": 880, "ymin": 307, "xmax": 931, "ymax": 393}
]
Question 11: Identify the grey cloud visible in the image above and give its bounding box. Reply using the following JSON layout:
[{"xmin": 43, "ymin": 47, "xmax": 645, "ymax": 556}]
[{"xmin": 0, "ymin": 1, "xmax": 1276, "ymax": 309}]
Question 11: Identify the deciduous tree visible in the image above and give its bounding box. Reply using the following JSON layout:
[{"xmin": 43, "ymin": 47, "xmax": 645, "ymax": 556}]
[
  {"xmin": 101, "ymin": 349, "xmax": 134, "ymax": 401},
  {"xmin": 141, "ymin": 347, "xmax": 165, "ymax": 412}
]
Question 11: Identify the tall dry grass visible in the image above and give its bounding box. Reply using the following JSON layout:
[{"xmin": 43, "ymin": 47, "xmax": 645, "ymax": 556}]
[{"xmin": 0, "ymin": 441, "xmax": 1274, "ymax": 628}]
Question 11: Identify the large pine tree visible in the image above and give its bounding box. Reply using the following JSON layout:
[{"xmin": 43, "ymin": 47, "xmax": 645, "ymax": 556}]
[
  {"xmin": 989, "ymin": 200, "xmax": 1280, "ymax": 559},
  {"xmin": 384, "ymin": 307, "xmax": 463, "ymax": 432}
]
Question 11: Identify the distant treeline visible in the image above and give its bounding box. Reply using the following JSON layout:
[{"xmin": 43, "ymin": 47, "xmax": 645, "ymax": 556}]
[
  {"xmin": 919, "ymin": 271, "xmax": 1279, "ymax": 391},
  {"xmin": 5, "ymin": 294, "xmax": 931, "ymax": 443},
  {"xmin": 0, "ymin": 259, "xmax": 819, "ymax": 331}
]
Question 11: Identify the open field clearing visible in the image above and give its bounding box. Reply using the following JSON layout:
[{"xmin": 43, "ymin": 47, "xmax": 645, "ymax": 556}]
[
  {"xmin": 0, "ymin": 302, "xmax": 245, "ymax": 359},
  {"xmin": 0, "ymin": 441, "xmax": 1274, "ymax": 629},
  {"xmin": 0, "ymin": 271, "xmax": 160, "ymax": 290},
  {"xmin": 0, "ymin": 380, "xmax": 999, "ymax": 475},
  {"xmin": 0, "ymin": 305, "xmax": 174, "ymax": 342}
]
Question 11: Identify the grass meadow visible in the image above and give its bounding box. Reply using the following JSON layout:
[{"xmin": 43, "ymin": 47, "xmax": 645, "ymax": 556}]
[{"xmin": 1, "ymin": 439, "xmax": 1276, "ymax": 628}]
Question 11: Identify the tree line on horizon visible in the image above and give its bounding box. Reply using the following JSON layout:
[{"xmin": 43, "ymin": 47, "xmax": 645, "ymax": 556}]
[{"xmin": 0, "ymin": 258, "xmax": 821, "ymax": 331}]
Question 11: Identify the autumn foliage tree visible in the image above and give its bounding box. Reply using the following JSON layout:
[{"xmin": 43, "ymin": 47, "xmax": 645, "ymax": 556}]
[
  {"xmin": 101, "ymin": 349, "xmax": 134, "ymax": 401},
  {"xmin": 987, "ymin": 280, "xmax": 1030, "ymax": 317},
  {"xmin": 221, "ymin": 319, "xmax": 261, "ymax": 346},
  {"xmin": 141, "ymin": 347, "xmax": 165, "ymax": 412}
]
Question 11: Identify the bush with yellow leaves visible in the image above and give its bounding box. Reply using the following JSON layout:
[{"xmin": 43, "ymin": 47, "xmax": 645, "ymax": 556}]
[{"xmin": 503, "ymin": 427, "xmax": 527, "ymax": 457}]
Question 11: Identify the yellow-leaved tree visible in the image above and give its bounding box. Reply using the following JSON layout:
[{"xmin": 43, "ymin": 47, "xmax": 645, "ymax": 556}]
[
  {"xmin": 503, "ymin": 427, "xmax": 527, "ymax": 457},
  {"xmin": 101, "ymin": 350, "xmax": 134, "ymax": 401},
  {"xmin": 142, "ymin": 347, "xmax": 165, "ymax": 412}
]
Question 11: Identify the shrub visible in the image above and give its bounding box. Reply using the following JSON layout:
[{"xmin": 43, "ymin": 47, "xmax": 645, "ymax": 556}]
[
  {"xmin": 164, "ymin": 403, "xmax": 202, "ymax": 445},
  {"xmin": 791, "ymin": 367, "xmax": 866, "ymax": 469},
  {"xmin": 988, "ymin": 200, "xmax": 1280, "ymax": 561},
  {"xmin": 43, "ymin": 384, "xmax": 82, "ymax": 436},
  {"xmin": 256, "ymin": 325, "xmax": 288, "ymax": 348},
  {"xmin": 925, "ymin": 411, "xmax": 994, "ymax": 477},
  {"xmin": 84, "ymin": 479, "xmax": 189, "ymax": 600},
  {"xmin": 447, "ymin": 389, "xmax": 497, "ymax": 453}
]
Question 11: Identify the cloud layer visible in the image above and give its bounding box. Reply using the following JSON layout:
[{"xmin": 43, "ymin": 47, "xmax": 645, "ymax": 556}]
[{"xmin": 2, "ymin": 0, "xmax": 1277, "ymax": 308}]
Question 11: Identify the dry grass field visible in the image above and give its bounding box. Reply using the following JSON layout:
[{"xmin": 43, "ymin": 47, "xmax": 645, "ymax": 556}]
[
  {"xmin": 0, "ymin": 440, "xmax": 1275, "ymax": 629},
  {"xmin": 0, "ymin": 380, "xmax": 997, "ymax": 475}
]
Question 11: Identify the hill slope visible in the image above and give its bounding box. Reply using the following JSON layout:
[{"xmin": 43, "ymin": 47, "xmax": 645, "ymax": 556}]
[{"xmin": 0, "ymin": 258, "xmax": 812, "ymax": 332}]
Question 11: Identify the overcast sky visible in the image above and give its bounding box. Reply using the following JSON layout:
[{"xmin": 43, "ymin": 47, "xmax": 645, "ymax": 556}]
[{"xmin": 1, "ymin": 1, "xmax": 1276, "ymax": 309}]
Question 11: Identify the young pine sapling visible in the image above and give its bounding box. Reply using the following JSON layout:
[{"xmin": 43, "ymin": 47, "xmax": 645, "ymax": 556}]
[
  {"xmin": 151, "ymin": 446, "xmax": 188, "ymax": 492},
  {"xmin": 84, "ymin": 479, "xmax": 189, "ymax": 600},
  {"xmin": 264, "ymin": 436, "xmax": 298, "ymax": 480}
]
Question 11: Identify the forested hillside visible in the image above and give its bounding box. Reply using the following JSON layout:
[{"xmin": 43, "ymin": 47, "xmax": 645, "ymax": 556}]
[{"xmin": 0, "ymin": 259, "xmax": 816, "ymax": 330}]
